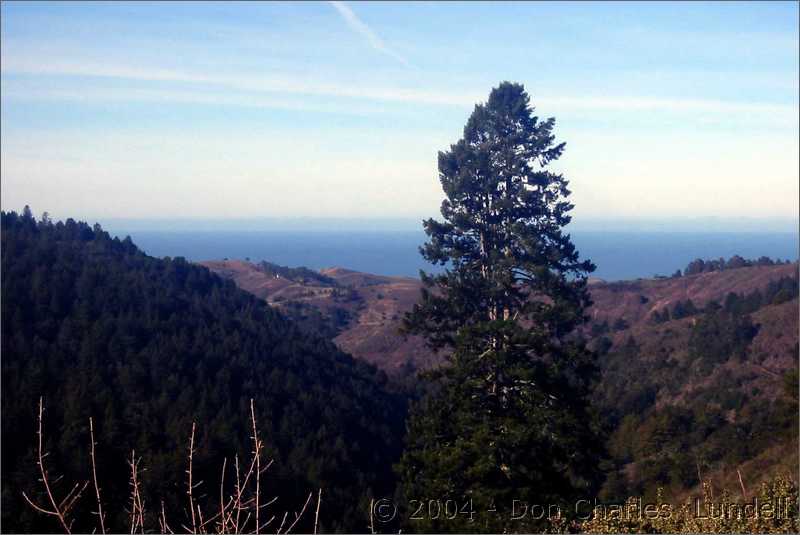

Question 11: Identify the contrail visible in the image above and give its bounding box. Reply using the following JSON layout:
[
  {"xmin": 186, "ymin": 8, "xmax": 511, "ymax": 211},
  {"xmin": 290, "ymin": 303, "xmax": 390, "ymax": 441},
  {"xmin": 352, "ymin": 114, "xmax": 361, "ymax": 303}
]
[{"xmin": 328, "ymin": 1, "xmax": 410, "ymax": 67}]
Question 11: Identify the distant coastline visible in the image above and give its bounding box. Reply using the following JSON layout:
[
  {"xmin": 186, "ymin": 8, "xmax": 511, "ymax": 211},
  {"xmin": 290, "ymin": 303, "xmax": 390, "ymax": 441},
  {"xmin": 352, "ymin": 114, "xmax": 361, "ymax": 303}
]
[
  {"xmin": 104, "ymin": 229, "xmax": 799, "ymax": 282},
  {"xmin": 100, "ymin": 215, "xmax": 800, "ymax": 234}
]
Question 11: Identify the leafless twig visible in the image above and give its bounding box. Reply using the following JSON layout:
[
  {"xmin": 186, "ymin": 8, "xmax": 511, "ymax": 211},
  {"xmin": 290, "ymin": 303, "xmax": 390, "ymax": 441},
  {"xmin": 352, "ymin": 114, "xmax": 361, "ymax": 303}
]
[
  {"xmin": 218, "ymin": 458, "xmax": 228, "ymax": 534},
  {"xmin": 251, "ymin": 399, "xmax": 262, "ymax": 535},
  {"xmin": 160, "ymin": 500, "xmax": 174, "ymax": 534},
  {"xmin": 368, "ymin": 498, "xmax": 375, "ymax": 535},
  {"xmin": 737, "ymin": 468, "xmax": 748, "ymax": 500},
  {"xmin": 280, "ymin": 492, "xmax": 313, "ymax": 534},
  {"xmin": 21, "ymin": 397, "xmax": 88, "ymax": 534},
  {"xmin": 22, "ymin": 398, "xmax": 322, "ymax": 534},
  {"xmin": 89, "ymin": 417, "xmax": 106, "ymax": 534},
  {"xmin": 187, "ymin": 422, "xmax": 198, "ymax": 534},
  {"xmin": 128, "ymin": 450, "xmax": 145, "ymax": 534},
  {"xmin": 313, "ymin": 489, "xmax": 322, "ymax": 534}
]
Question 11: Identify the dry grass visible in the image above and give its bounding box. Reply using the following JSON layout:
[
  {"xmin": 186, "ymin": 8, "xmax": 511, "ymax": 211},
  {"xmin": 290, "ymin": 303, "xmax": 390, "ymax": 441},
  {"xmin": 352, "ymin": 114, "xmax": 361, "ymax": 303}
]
[{"xmin": 575, "ymin": 478, "xmax": 799, "ymax": 534}]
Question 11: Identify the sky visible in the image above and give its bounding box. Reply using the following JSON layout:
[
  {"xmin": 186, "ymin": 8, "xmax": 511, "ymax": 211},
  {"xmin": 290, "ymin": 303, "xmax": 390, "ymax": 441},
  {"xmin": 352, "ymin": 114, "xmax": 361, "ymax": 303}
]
[{"xmin": 1, "ymin": 1, "xmax": 798, "ymax": 229}]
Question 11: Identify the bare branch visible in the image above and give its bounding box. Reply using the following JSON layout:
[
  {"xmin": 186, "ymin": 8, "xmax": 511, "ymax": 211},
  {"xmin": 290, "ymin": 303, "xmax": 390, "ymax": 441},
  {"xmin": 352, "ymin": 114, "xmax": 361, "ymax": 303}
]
[
  {"xmin": 59, "ymin": 480, "xmax": 89, "ymax": 516},
  {"xmin": 368, "ymin": 498, "xmax": 375, "ymax": 535},
  {"xmin": 257, "ymin": 514, "xmax": 277, "ymax": 532},
  {"xmin": 313, "ymin": 489, "xmax": 322, "ymax": 534},
  {"xmin": 22, "ymin": 492, "xmax": 60, "ymax": 517},
  {"xmin": 160, "ymin": 500, "xmax": 174, "ymax": 534},
  {"xmin": 23, "ymin": 397, "xmax": 73, "ymax": 533},
  {"xmin": 89, "ymin": 418, "xmax": 106, "ymax": 534},
  {"xmin": 21, "ymin": 399, "xmax": 320, "ymax": 535},
  {"xmin": 187, "ymin": 422, "xmax": 198, "ymax": 534},
  {"xmin": 232, "ymin": 455, "xmax": 242, "ymax": 534},
  {"xmin": 197, "ymin": 504, "xmax": 206, "ymax": 534},
  {"xmin": 218, "ymin": 457, "xmax": 228, "ymax": 534},
  {"xmin": 737, "ymin": 468, "xmax": 748, "ymax": 500},
  {"xmin": 276, "ymin": 511, "xmax": 288, "ymax": 534},
  {"xmin": 281, "ymin": 492, "xmax": 313, "ymax": 534},
  {"xmin": 127, "ymin": 450, "xmax": 145, "ymax": 534},
  {"xmin": 251, "ymin": 399, "xmax": 261, "ymax": 535}
]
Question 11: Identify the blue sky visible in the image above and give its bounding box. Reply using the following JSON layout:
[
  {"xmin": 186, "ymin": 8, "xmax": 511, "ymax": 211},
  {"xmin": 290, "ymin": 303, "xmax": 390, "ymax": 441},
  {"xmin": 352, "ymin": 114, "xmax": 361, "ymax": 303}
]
[{"xmin": 1, "ymin": 1, "xmax": 798, "ymax": 227}]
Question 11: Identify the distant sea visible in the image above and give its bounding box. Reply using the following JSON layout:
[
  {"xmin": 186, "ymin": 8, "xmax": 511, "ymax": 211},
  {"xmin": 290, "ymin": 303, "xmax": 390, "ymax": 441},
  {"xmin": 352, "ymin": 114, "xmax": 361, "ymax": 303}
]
[{"xmin": 108, "ymin": 230, "xmax": 799, "ymax": 282}]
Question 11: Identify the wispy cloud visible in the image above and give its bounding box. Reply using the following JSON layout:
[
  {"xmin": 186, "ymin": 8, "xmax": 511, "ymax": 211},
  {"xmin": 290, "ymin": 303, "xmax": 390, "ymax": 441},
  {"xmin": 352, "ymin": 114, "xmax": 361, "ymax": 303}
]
[
  {"xmin": 1, "ymin": 57, "xmax": 475, "ymax": 106},
  {"xmin": 3, "ymin": 57, "xmax": 796, "ymax": 125},
  {"xmin": 328, "ymin": 1, "xmax": 410, "ymax": 67},
  {"xmin": 2, "ymin": 59, "xmax": 205, "ymax": 84},
  {"xmin": 539, "ymin": 95, "xmax": 795, "ymax": 116}
]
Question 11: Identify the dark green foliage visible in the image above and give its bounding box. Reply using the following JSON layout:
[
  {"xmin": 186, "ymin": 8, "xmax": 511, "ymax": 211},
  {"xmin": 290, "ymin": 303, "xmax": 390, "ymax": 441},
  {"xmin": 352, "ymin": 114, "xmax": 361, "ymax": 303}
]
[
  {"xmin": 718, "ymin": 278, "xmax": 798, "ymax": 316},
  {"xmin": 590, "ymin": 320, "xmax": 610, "ymax": 336},
  {"xmin": 612, "ymin": 317, "xmax": 629, "ymax": 332},
  {"xmin": 783, "ymin": 368, "xmax": 799, "ymax": 400},
  {"xmin": 671, "ymin": 299, "xmax": 698, "ymax": 320},
  {"xmin": 331, "ymin": 286, "xmax": 362, "ymax": 304},
  {"xmin": 593, "ymin": 336, "xmax": 656, "ymax": 426},
  {"xmin": 651, "ymin": 307, "xmax": 671, "ymax": 324},
  {"xmin": 398, "ymin": 82, "xmax": 602, "ymax": 532},
  {"xmin": 604, "ymin": 280, "xmax": 643, "ymax": 293},
  {"xmin": 1, "ymin": 210, "xmax": 406, "ymax": 533},
  {"xmin": 688, "ymin": 310, "xmax": 759, "ymax": 365},
  {"xmin": 772, "ymin": 288, "xmax": 795, "ymax": 305},
  {"xmin": 726, "ymin": 254, "xmax": 748, "ymax": 269},
  {"xmin": 767, "ymin": 276, "xmax": 799, "ymax": 303},
  {"xmin": 256, "ymin": 260, "xmax": 337, "ymax": 286},
  {"xmin": 594, "ymin": 289, "xmax": 797, "ymax": 501},
  {"xmin": 279, "ymin": 301, "xmax": 353, "ymax": 339},
  {"xmin": 683, "ymin": 255, "xmax": 793, "ymax": 275},
  {"xmin": 593, "ymin": 336, "xmax": 613, "ymax": 356}
]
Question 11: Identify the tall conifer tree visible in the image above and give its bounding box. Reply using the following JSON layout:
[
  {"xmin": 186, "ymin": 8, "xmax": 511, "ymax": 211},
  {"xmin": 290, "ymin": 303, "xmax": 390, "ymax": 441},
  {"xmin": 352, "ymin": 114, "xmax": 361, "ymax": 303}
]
[{"xmin": 399, "ymin": 82, "xmax": 602, "ymax": 532}]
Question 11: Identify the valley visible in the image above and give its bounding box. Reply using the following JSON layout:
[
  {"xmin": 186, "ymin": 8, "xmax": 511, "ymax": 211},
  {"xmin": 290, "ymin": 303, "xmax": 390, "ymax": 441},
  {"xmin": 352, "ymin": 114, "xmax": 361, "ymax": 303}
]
[
  {"xmin": 204, "ymin": 257, "xmax": 799, "ymax": 501},
  {"xmin": 202, "ymin": 259, "xmax": 798, "ymax": 376}
]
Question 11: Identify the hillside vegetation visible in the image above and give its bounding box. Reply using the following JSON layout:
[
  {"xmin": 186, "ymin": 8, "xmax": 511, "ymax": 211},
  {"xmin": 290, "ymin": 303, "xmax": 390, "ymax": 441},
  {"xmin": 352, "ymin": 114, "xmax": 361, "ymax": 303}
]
[
  {"xmin": 1, "ymin": 210, "xmax": 406, "ymax": 533},
  {"xmin": 200, "ymin": 261, "xmax": 430, "ymax": 371},
  {"xmin": 205, "ymin": 257, "xmax": 799, "ymax": 504},
  {"xmin": 2, "ymin": 207, "xmax": 796, "ymax": 532}
]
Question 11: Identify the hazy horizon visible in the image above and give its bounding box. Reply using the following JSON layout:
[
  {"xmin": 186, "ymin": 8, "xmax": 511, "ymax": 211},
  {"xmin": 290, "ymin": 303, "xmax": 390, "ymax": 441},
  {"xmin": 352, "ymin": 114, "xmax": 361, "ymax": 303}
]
[
  {"xmin": 4, "ymin": 206, "xmax": 798, "ymax": 234},
  {"xmin": 88, "ymin": 227, "xmax": 799, "ymax": 281},
  {"xmin": 93, "ymin": 215, "xmax": 800, "ymax": 235},
  {"xmin": 2, "ymin": 2, "xmax": 798, "ymax": 223}
]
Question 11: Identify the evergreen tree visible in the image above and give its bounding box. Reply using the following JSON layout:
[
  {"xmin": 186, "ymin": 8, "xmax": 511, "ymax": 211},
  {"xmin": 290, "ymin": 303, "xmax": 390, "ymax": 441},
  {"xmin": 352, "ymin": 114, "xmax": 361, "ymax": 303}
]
[
  {"xmin": 685, "ymin": 258, "xmax": 705, "ymax": 275},
  {"xmin": 398, "ymin": 82, "xmax": 602, "ymax": 532}
]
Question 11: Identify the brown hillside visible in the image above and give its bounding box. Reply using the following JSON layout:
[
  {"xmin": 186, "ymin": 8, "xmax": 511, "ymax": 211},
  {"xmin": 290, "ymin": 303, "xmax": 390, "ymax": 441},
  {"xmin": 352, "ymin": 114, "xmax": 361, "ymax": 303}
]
[
  {"xmin": 202, "ymin": 260, "xmax": 798, "ymax": 375},
  {"xmin": 199, "ymin": 260, "xmax": 433, "ymax": 372},
  {"xmin": 587, "ymin": 262, "xmax": 798, "ymax": 332}
]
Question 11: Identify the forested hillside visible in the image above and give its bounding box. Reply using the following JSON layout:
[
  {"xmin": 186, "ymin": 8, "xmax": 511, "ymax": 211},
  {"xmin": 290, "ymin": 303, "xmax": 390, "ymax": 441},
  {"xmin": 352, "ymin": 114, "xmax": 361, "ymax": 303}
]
[
  {"xmin": 1, "ymin": 209, "xmax": 406, "ymax": 533},
  {"xmin": 2, "ymin": 207, "xmax": 797, "ymax": 533},
  {"xmin": 206, "ymin": 257, "xmax": 799, "ymax": 504},
  {"xmin": 589, "ymin": 276, "xmax": 799, "ymax": 501}
]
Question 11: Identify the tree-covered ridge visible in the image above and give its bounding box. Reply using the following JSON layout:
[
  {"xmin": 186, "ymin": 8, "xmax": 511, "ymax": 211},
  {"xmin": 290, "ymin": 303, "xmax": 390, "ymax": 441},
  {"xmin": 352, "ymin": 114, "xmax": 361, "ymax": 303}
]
[
  {"xmin": 650, "ymin": 276, "xmax": 798, "ymax": 323},
  {"xmin": 255, "ymin": 260, "xmax": 338, "ymax": 287},
  {"xmin": 592, "ymin": 275, "xmax": 798, "ymax": 503},
  {"xmin": 1, "ymin": 209, "xmax": 406, "ymax": 533},
  {"xmin": 680, "ymin": 255, "xmax": 795, "ymax": 277}
]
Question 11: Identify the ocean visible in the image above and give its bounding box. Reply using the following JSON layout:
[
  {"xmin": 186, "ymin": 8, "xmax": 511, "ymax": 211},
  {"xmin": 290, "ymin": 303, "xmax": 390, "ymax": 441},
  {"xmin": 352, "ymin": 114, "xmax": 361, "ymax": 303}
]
[{"xmin": 106, "ymin": 229, "xmax": 799, "ymax": 281}]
